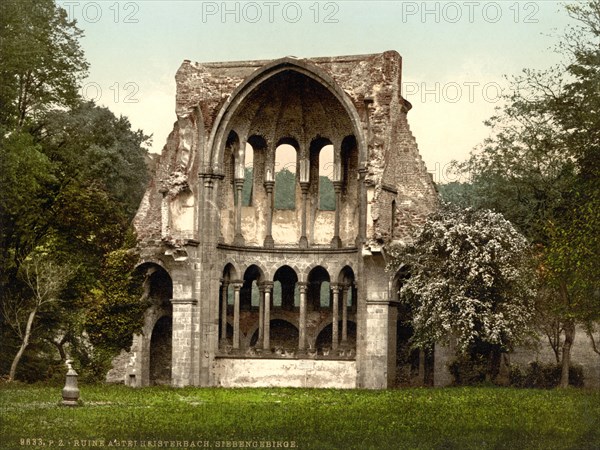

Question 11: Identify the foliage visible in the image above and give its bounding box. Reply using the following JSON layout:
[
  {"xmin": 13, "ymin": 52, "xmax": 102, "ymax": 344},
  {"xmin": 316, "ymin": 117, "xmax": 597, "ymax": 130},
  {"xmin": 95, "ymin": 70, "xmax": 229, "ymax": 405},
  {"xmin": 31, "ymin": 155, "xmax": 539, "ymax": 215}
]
[
  {"xmin": 1, "ymin": 385, "xmax": 599, "ymax": 449},
  {"xmin": 387, "ymin": 204, "xmax": 536, "ymax": 358},
  {"xmin": 0, "ymin": 131, "xmax": 55, "ymax": 280},
  {"xmin": 0, "ymin": 0, "xmax": 88, "ymax": 127},
  {"xmin": 449, "ymin": 1, "xmax": 600, "ymax": 387},
  {"xmin": 319, "ymin": 176, "xmax": 335, "ymax": 211},
  {"xmin": 40, "ymin": 101, "xmax": 150, "ymax": 219},
  {"xmin": 509, "ymin": 362, "xmax": 584, "ymax": 389},
  {"xmin": 2, "ymin": 253, "xmax": 77, "ymax": 380},
  {"xmin": 274, "ymin": 168, "xmax": 296, "ymax": 210},
  {"xmin": 242, "ymin": 167, "xmax": 253, "ymax": 206},
  {"xmin": 83, "ymin": 248, "xmax": 145, "ymax": 353},
  {"xmin": 0, "ymin": 0, "xmax": 149, "ymax": 382}
]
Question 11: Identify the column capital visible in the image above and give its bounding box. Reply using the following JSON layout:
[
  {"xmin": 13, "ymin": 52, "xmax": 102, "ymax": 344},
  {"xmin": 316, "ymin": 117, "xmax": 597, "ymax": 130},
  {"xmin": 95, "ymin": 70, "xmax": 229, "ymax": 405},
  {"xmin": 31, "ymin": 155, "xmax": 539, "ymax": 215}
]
[
  {"xmin": 330, "ymin": 282, "xmax": 342, "ymax": 293},
  {"xmin": 297, "ymin": 281, "xmax": 308, "ymax": 293},
  {"xmin": 299, "ymin": 181, "xmax": 310, "ymax": 193},
  {"xmin": 220, "ymin": 278, "xmax": 230, "ymax": 287},
  {"xmin": 264, "ymin": 180, "xmax": 275, "ymax": 192},
  {"xmin": 231, "ymin": 280, "xmax": 243, "ymax": 290},
  {"xmin": 260, "ymin": 281, "xmax": 274, "ymax": 292}
]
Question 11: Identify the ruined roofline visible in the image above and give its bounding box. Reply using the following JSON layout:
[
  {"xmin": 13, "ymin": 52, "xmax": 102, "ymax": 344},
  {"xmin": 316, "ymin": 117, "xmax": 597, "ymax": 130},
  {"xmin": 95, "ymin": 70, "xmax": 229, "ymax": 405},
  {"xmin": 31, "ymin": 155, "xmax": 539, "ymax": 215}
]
[{"xmin": 181, "ymin": 50, "xmax": 401, "ymax": 69}]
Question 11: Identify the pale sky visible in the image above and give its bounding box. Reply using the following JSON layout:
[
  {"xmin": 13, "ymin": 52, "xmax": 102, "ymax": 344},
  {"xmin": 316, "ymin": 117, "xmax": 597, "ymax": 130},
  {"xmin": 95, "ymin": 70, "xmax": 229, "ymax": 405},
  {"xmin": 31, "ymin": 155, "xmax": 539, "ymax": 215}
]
[{"xmin": 57, "ymin": 1, "xmax": 575, "ymax": 184}]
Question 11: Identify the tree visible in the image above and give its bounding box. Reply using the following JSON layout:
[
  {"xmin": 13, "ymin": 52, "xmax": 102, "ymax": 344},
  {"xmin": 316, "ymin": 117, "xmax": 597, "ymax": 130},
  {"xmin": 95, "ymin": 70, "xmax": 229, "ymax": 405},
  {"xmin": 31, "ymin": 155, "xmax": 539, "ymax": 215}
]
[
  {"xmin": 77, "ymin": 248, "xmax": 145, "ymax": 380},
  {"xmin": 274, "ymin": 168, "xmax": 296, "ymax": 210},
  {"xmin": 0, "ymin": 0, "xmax": 150, "ymax": 381},
  {"xmin": 2, "ymin": 254, "xmax": 76, "ymax": 381},
  {"xmin": 451, "ymin": 1, "xmax": 600, "ymax": 387},
  {"xmin": 0, "ymin": 0, "xmax": 88, "ymax": 128},
  {"xmin": 40, "ymin": 102, "xmax": 150, "ymax": 219},
  {"xmin": 387, "ymin": 204, "xmax": 536, "ymax": 381}
]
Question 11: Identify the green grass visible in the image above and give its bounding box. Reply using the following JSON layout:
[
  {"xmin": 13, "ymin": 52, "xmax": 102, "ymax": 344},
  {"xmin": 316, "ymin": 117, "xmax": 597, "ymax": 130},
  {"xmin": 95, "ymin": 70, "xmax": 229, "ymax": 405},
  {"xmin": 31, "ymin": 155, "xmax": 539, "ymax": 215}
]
[{"xmin": 1, "ymin": 384, "xmax": 598, "ymax": 449}]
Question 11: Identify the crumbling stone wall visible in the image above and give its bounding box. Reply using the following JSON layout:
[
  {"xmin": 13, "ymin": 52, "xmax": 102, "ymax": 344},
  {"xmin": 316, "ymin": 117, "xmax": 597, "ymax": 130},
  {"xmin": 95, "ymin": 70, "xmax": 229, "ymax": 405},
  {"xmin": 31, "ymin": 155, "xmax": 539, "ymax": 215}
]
[{"xmin": 130, "ymin": 52, "xmax": 440, "ymax": 389}]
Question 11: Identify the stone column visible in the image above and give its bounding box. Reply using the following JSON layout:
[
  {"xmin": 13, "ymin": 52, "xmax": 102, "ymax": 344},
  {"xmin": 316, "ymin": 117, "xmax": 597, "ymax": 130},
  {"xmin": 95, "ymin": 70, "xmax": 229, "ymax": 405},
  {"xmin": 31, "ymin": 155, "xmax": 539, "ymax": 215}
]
[
  {"xmin": 297, "ymin": 282, "xmax": 308, "ymax": 353},
  {"xmin": 231, "ymin": 281, "xmax": 243, "ymax": 350},
  {"xmin": 331, "ymin": 181, "xmax": 343, "ymax": 248},
  {"xmin": 341, "ymin": 283, "xmax": 349, "ymax": 346},
  {"xmin": 171, "ymin": 298, "xmax": 197, "ymax": 387},
  {"xmin": 299, "ymin": 158, "xmax": 310, "ymax": 249},
  {"xmin": 357, "ymin": 165, "xmax": 367, "ymax": 247},
  {"xmin": 263, "ymin": 170, "xmax": 275, "ymax": 248},
  {"xmin": 233, "ymin": 178, "xmax": 245, "ymax": 246},
  {"xmin": 220, "ymin": 280, "xmax": 229, "ymax": 345},
  {"xmin": 331, "ymin": 283, "xmax": 340, "ymax": 350},
  {"xmin": 257, "ymin": 283, "xmax": 265, "ymax": 348},
  {"xmin": 233, "ymin": 142, "xmax": 246, "ymax": 246},
  {"xmin": 331, "ymin": 154, "xmax": 342, "ymax": 249},
  {"xmin": 262, "ymin": 282, "xmax": 273, "ymax": 352}
]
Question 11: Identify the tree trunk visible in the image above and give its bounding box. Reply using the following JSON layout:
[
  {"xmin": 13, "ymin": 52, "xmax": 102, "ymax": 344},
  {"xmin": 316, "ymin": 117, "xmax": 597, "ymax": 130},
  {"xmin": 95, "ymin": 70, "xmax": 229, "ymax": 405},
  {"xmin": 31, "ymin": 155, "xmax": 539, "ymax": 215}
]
[
  {"xmin": 560, "ymin": 320, "xmax": 575, "ymax": 388},
  {"xmin": 418, "ymin": 348, "xmax": 425, "ymax": 386},
  {"xmin": 50, "ymin": 336, "xmax": 67, "ymax": 362},
  {"xmin": 486, "ymin": 346, "xmax": 501, "ymax": 383},
  {"xmin": 8, "ymin": 307, "xmax": 37, "ymax": 382}
]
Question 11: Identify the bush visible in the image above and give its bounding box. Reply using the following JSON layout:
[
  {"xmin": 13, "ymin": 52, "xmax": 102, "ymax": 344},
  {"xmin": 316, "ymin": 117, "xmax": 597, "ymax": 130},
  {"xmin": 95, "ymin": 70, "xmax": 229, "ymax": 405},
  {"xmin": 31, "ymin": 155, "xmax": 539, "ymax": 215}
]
[
  {"xmin": 509, "ymin": 362, "xmax": 584, "ymax": 388},
  {"xmin": 449, "ymin": 354, "xmax": 488, "ymax": 385}
]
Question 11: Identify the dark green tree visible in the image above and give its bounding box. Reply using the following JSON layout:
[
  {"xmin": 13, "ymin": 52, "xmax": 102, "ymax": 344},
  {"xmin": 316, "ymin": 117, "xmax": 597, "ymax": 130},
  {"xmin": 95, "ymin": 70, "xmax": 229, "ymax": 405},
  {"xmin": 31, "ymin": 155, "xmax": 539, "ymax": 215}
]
[
  {"xmin": 274, "ymin": 168, "xmax": 296, "ymax": 210},
  {"xmin": 453, "ymin": 1, "xmax": 600, "ymax": 387},
  {"xmin": 0, "ymin": 0, "xmax": 149, "ymax": 381},
  {"xmin": 0, "ymin": 0, "xmax": 88, "ymax": 128}
]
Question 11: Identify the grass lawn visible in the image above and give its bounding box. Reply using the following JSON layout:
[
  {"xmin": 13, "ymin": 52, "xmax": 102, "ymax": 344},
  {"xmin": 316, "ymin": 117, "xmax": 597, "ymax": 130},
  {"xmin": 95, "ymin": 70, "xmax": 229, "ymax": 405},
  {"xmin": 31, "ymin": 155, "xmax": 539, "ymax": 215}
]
[{"xmin": 0, "ymin": 384, "xmax": 598, "ymax": 449}]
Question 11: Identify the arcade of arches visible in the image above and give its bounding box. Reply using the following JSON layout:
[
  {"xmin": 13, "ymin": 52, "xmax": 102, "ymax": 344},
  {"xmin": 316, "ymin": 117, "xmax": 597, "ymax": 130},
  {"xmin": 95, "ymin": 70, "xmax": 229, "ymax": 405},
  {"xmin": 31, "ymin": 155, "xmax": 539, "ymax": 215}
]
[{"xmin": 219, "ymin": 264, "xmax": 357, "ymax": 357}]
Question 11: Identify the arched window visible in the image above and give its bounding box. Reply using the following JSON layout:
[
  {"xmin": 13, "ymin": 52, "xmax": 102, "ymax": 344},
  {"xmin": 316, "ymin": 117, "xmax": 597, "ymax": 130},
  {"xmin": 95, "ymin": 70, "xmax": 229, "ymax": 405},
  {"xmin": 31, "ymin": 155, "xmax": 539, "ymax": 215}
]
[
  {"xmin": 308, "ymin": 266, "xmax": 331, "ymax": 310},
  {"xmin": 242, "ymin": 143, "xmax": 254, "ymax": 206},
  {"xmin": 274, "ymin": 142, "xmax": 297, "ymax": 210},
  {"xmin": 241, "ymin": 265, "xmax": 263, "ymax": 310},
  {"xmin": 319, "ymin": 144, "xmax": 335, "ymax": 210},
  {"xmin": 273, "ymin": 265, "xmax": 298, "ymax": 311}
]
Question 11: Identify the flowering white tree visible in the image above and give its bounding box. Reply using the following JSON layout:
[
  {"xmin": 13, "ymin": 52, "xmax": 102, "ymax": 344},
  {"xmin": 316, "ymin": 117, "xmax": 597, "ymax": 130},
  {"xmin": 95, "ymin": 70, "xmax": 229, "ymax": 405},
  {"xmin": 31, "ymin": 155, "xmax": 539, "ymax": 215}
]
[{"xmin": 387, "ymin": 204, "xmax": 537, "ymax": 379}]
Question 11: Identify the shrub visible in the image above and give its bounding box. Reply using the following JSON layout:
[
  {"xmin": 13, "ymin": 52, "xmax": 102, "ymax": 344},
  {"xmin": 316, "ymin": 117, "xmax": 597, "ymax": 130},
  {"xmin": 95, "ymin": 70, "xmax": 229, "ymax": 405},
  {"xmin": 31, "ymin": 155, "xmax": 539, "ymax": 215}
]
[
  {"xmin": 449, "ymin": 354, "xmax": 488, "ymax": 386},
  {"xmin": 509, "ymin": 362, "xmax": 584, "ymax": 388}
]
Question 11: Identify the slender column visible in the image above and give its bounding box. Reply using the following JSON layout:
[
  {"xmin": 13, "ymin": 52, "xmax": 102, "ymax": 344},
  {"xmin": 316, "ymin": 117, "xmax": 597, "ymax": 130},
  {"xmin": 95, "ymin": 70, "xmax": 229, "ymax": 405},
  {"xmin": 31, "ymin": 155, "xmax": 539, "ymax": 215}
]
[
  {"xmin": 331, "ymin": 283, "xmax": 340, "ymax": 350},
  {"xmin": 357, "ymin": 165, "xmax": 368, "ymax": 247},
  {"xmin": 220, "ymin": 280, "xmax": 229, "ymax": 345},
  {"xmin": 257, "ymin": 283, "xmax": 265, "ymax": 348},
  {"xmin": 232, "ymin": 281, "xmax": 242, "ymax": 350},
  {"xmin": 341, "ymin": 283, "xmax": 349, "ymax": 345},
  {"xmin": 331, "ymin": 180, "xmax": 343, "ymax": 248},
  {"xmin": 299, "ymin": 158, "xmax": 310, "ymax": 248},
  {"xmin": 262, "ymin": 282, "xmax": 273, "ymax": 352},
  {"xmin": 299, "ymin": 183, "xmax": 309, "ymax": 248},
  {"xmin": 263, "ymin": 171, "xmax": 275, "ymax": 247},
  {"xmin": 233, "ymin": 141, "xmax": 246, "ymax": 246},
  {"xmin": 233, "ymin": 178, "xmax": 245, "ymax": 246},
  {"xmin": 297, "ymin": 282, "xmax": 308, "ymax": 353}
]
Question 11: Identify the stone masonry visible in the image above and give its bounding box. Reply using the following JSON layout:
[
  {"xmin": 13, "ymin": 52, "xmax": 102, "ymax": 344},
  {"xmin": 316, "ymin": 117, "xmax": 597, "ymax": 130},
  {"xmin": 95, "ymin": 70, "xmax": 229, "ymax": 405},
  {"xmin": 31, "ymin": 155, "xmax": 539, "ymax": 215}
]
[{"xmin": 121, "ymin": 51, "xmax": 439, "ymax": 388}]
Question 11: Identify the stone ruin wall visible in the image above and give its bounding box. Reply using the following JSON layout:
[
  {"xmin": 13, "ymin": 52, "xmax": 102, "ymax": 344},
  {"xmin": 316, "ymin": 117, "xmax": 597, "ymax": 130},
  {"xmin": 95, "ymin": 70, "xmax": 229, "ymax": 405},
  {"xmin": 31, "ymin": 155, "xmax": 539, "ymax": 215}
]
[{"xmin": 133, "ymin": 51, "xmax": 439, "ymax": 249}]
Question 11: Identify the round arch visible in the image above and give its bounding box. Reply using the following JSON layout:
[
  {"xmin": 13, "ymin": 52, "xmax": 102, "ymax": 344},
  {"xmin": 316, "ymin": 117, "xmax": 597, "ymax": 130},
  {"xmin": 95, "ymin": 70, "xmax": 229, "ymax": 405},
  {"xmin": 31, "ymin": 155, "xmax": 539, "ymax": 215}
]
[{"xmin": 208, "ymin": 58, "xmax": 366, "ymax": 172}]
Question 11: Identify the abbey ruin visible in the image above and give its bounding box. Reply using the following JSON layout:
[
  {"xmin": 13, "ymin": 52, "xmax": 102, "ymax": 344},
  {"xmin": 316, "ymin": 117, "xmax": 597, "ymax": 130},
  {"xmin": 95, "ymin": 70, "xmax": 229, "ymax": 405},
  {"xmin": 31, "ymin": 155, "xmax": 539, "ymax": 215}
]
[{"xmin": 114, "ymin": 51, "xmax": 599, "ymax": 389}]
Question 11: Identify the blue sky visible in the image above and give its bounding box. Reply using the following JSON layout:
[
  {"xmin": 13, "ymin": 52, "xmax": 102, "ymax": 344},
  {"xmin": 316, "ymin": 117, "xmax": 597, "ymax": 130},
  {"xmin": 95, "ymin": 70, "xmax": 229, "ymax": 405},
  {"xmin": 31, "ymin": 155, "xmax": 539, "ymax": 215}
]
[{"xmin": 57, "ymin": 1, "xmax": 576, "ymax": 183}]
